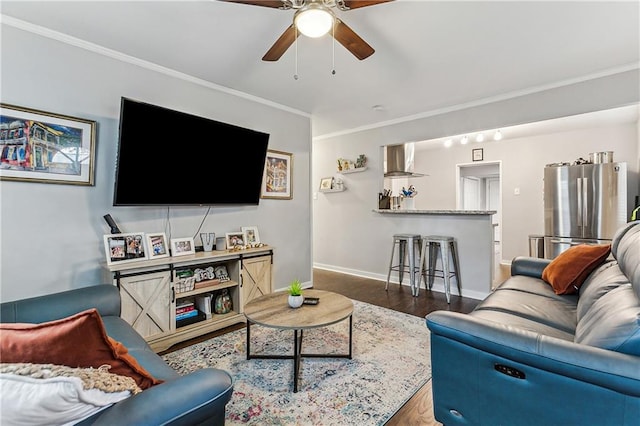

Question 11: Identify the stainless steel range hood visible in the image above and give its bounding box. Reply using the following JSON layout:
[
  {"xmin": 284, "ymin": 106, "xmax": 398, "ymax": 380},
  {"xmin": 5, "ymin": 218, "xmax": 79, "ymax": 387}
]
[{"xmin": 384, "ymin": 143, "xmax": 426, "ymax": 178}]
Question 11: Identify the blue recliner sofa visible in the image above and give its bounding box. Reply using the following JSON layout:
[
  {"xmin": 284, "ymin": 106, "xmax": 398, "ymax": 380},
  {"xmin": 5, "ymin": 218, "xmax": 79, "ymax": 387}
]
[
  {"xmin": 426, "ymin": 220, "xmax": 640, "ymax": 425},
  {"xmin": 1, "ymin": 284, "xmax": 233, "ymax": 425}
]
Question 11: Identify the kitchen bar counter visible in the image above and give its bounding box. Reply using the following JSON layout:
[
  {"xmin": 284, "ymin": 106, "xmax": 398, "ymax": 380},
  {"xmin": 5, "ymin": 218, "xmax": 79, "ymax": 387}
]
[
  {"xmin": 374, "ymin": 209, "xmax": 495, "ymax": 215},
  {"xmin": 369, "ymin": 208, "xmax": 496, "ymax": 299}
]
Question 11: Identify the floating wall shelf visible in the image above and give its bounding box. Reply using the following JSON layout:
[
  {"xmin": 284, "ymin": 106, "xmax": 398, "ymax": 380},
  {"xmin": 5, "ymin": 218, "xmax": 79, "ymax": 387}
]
[{"xmin": 338, "ymin": 166, "xmax": 367, "ymax": 174}]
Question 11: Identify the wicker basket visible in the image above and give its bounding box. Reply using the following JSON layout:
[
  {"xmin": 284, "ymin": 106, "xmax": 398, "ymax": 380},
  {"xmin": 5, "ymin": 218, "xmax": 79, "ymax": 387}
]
[{"xmin": 175, "ymin": 277, "xmax": 196, "ymax": 294}]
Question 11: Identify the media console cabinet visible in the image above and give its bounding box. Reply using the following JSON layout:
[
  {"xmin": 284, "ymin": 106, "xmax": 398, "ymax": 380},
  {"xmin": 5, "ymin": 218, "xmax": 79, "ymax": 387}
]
[{"xmin": 107, "ymin": 246, "xmax": 273, "ymax": 352}]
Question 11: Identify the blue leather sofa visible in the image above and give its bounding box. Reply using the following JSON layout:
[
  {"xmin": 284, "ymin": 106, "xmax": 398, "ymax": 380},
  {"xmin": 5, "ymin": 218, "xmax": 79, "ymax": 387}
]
[
  {"xmin": 426, "ymin": 220, "xmax": 640, "ymax": 426},
  {"xmin": 1, "ymin": 284, "xmax": 233, "ymax": 425}
]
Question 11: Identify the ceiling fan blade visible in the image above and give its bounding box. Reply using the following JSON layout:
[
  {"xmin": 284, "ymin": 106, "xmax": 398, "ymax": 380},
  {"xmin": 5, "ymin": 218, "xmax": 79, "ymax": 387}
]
[
  {"xmin": 342, "ymin": 0, "xmax": 394, "ymax": 10},
  {"xmin": 331, "ymin": 18, "xmax": 374, "ymax": 60},
  {"xmin": 262, "ymin": 24, "xmax": 299, "ymax": 61},
  {"xmin": 218, "ymin": 0, "xmax": 286, "ymax": 9}
]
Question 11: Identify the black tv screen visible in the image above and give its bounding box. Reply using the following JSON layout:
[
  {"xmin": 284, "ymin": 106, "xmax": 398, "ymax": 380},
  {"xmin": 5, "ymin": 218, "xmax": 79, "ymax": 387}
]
[{"xmin": 113, "ymin": 98, "xmax": 270, "ymax": 206}]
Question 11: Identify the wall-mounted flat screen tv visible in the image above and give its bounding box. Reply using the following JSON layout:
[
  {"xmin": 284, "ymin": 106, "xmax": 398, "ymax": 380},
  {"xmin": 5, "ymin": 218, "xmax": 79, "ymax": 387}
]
[{"xmin": 113, "ymin": 97, "xmax": 270, "ymax": 206}]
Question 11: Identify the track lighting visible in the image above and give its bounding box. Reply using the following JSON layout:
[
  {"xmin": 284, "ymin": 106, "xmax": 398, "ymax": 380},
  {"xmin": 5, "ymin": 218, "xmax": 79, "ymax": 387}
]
[
  {"xmin": 460, "ymin": 136, "xmax": 469, "ymax": 145},
  {"xmin": 476, "ymin": 133, "xmax": 485, "ymax": 142},
  {"xmin": 493, "ymin": 130, "xmax": 503, "ymax": 141},
  {"xmin": 444, "ymin": 139, "xmax": 453, "ymax": 148}
]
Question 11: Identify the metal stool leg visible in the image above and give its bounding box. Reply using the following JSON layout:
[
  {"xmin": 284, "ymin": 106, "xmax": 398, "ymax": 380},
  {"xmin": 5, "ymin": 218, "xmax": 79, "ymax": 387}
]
[
  {"xmin": 398, "ymin": 240, "xmax": 407, "ymax": 285},
  {"xmin": 385, "ymin": 238, "xmax": 397, "ymax": 291},
  {"xmin": 450, "ymin": 241, "xmax": 462, "ymax": 297},
  {"xmin": 417, "ymin": 238, "xmax": 427, "ymax": 293},
  {"xmin": 408, "ymin": 237, "xmax": 417, "ymax": 296},
  {"xmin": 428, "ymin": 242, "xmax": 437, "ymax": 290},
  {"xmin": 441, "ymin": 241, "xmax": 451, "ymax": 303}
]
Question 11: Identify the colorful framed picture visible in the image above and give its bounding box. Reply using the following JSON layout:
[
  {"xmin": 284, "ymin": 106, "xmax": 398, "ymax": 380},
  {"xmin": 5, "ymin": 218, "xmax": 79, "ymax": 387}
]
[
  {"xmin": 319, "ymin": 177, "xmax": 333, "ymax": 190},
  {"xmin": 0, "ymin": 103, "xmax": 97, "ymax": 185},
  {"xmin": 226, "ymin": 232, "xmax": 246, "ymax": 249},
  {"xmin": 472, "ymin": 148, "xmax": 484, "ymax": 162},
  {"xmin": 104, "ymin": 233, "xmax": 147, "ymax": 265},
  {"xmin": 242, "ymin": 226, "xmax": 260, "ymax": 245},
  {"xmin": 171, "ymin": 237, "xmax": 195, "ymax": 257},
  {"xmin": 261, "ymin": 149, "xmax": 293, "ymax": 200},
  {"xmin": 146, "ymin": 232, "xmax": 170, "ymax": 259}
]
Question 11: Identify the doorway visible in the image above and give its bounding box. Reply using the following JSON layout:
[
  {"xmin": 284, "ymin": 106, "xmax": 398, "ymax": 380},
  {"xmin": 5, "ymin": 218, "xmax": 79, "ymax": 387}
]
[{"xmin": 456, "ymin": 161, "xmax": 503, "ymax": 284}]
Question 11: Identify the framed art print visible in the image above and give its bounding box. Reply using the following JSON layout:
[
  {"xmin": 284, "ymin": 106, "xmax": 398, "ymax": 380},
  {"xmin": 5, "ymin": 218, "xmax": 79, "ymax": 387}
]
[
  {"xmin": 104, "ymin": 233, "xmax": 147, "ymax": 265},
  {"xmin": 147, "ymin": 232, "xmax": 170, "ymax": 259},
  {"xmin": 472, "ymin": 148, "xmax": 484, "ymax": 162},
  {"xmin": 261, "ymin": 149, "xmax": 293, "ymax": 200},
  {"xmin": 319, "ymin": 177, "xmax": 333, "ymax": 190},
  {"xmin": 0, "ymin": 103, "xmax": 97, "ymax": 185},
  {"xmin": 171, "ymin": 237, "xmax": 195, "ymax": 257}
]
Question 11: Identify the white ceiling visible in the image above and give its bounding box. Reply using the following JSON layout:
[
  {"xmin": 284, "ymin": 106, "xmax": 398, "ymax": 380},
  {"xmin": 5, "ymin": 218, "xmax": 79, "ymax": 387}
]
[{"xmin": 1, "ymin": 1, "xmax": 639, "ymax": 137}]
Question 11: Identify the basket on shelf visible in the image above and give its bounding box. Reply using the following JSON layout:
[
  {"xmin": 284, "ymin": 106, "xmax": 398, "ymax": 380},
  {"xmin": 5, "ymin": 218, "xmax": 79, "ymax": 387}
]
[{"xmin": 175, "ymin": 277, "xmax": 196, "ymax": 294}]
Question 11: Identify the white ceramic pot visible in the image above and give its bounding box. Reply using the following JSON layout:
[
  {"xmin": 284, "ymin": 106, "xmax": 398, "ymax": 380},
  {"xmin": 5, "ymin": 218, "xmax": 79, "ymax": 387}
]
[{"xmin": 288, "ymin": 295, "xmax": 304, "ymax": 308}]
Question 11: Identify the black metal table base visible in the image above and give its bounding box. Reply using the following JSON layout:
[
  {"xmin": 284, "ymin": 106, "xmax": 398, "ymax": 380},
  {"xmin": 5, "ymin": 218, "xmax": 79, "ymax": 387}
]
[{"xmin": 246, "ymin": 315, "xmax": 353, "ymax": 392}]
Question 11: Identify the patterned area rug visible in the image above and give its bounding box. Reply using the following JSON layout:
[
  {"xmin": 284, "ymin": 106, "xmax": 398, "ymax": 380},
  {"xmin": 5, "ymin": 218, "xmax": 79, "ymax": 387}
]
[{"xmin": 162, "ymin": 300, "xmax": 431, "ymax": 425}]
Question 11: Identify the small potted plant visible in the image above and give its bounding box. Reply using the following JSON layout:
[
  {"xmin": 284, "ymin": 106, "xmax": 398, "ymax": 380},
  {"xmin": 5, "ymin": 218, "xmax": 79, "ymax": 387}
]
[{"xmin": 287, "ymin": 279, "xmax": 304, "ymax": 308}]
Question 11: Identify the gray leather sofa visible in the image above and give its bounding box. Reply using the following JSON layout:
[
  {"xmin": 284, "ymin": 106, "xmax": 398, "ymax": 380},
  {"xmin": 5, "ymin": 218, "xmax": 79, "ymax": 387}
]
[
  {"xmin": 426, "ymin": 220, "xmax": 640, "ymax": 426},
  {"xmin": 1, "ymin": 284, "xmax": 233, "ymax": 425}
]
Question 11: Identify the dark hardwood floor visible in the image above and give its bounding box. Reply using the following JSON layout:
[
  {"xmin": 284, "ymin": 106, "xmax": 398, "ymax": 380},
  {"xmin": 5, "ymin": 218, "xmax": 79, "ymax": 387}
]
[{"xmin": 162, "ymin": 267, "xmax": 508, "ymax": 425}]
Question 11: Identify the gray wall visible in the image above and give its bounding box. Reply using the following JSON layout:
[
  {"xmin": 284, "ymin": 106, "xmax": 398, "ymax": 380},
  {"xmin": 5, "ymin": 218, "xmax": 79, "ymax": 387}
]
[
  {"xmin": 1, "ymin": 25, "xmax": 312, "ymax": 302},
  {"xmin": 313, "ymin": 70, "xmax": 639, "ymax": 286}
]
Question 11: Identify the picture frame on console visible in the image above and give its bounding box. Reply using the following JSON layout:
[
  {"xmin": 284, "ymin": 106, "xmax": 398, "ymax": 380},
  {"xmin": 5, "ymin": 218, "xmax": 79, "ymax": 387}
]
[
  {"xmin": 261, "ymin": 149, "xmax": 293, "ymax": 200},
  {"xmin": 0, "ymin": 103, "xmax": 97, "ymax": 185},
  {"xmin": 242, "ymin": 226, "xmax": 260, "ymax": 245},
  {"xmin": 104, "ymin": 232, "xmax": 147, "ymax": 265},
  {"xmin": 147, "ymin": 233, "xmax": 169, "ymax": 259},
  {"xmin": 171, "ymin": 237, "xmax": 195, "ymax": 257},
  {"xmin": 226, "ymin": 232, "xmax": 246, "ymax": 249}
]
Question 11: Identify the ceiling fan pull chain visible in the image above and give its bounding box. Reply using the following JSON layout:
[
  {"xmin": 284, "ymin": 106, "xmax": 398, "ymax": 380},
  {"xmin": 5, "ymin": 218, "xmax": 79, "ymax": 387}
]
[
  {"xmin": 331, "ymin": 20, "xmax": 336, "ymax": 75},
  {"xmin": 294, "ymin": 26, "xmax": 299, "ymax": 80}
]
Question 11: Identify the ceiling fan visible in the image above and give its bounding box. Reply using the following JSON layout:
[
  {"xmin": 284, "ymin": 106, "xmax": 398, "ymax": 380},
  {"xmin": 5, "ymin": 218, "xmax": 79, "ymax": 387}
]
[{"xmin": 220, "ymin": 0, "xmax": 394, "ymax": 61}]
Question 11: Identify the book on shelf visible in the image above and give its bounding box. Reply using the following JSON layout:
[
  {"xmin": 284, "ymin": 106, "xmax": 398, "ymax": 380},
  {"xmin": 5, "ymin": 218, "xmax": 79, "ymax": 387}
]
[
  {"xmin": 176, "ymin": 309, "xmax": 199, "ymax": 321},
  {"xmin": 195, "ymin": 294, "xmax": 213, "ymax": 319},
  {"xmin": 176, "ymin": 305, "xmax": 196, "ymax": 315}
]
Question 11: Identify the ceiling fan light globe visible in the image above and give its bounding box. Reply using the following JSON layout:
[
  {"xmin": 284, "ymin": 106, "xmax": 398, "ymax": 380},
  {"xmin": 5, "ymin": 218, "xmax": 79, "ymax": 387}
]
[{"xmin": 295, "ymin": 8, "xmax": 334, "ymax": 38}]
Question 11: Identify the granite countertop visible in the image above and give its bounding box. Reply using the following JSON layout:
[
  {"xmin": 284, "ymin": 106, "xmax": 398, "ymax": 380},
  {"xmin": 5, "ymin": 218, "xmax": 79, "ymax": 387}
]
[{"xmin": 373, "ymin": 209, "xmax": 496, "ymax": 215}]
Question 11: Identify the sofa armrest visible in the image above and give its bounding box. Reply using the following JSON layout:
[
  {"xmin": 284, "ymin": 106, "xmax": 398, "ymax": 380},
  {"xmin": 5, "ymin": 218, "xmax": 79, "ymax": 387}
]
[
  {"xmin": 91, "ymin": 368, "xmax": 233, "ymax": 426},
  {"xmin": 510, "ymin": 256, "xmax": 551, "ymax": 279},
  {"xmin": 426, "ymin": 311, "xmax": 640, "ymax": 396},
  {"xmin": 0, "ymin": 284, "xmax": 120, "ymax": 323}
]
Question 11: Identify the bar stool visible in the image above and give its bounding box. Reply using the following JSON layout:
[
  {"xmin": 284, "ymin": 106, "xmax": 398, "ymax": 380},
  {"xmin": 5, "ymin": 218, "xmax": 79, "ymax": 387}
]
[
  {"xmin": 418, "ymin": 235, "xmax": 461, "ymax": 303},
  {"xmin": 385, "ymin": 234, "xmax": 423, "ymax": 296}
]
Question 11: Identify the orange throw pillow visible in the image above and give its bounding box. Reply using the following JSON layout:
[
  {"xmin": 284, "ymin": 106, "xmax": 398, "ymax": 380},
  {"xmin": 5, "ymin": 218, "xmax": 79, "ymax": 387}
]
[
  {"xmin": 542, "ymin": 244, "xmax": 611, "ymax": 295},
  {"xmin": 0, "ymin": 308, "xmax": 162, "ymax": 390}
]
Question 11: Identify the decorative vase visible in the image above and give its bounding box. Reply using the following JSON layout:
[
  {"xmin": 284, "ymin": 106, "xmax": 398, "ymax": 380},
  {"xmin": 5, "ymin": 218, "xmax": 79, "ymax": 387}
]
[
  {"xmin": 288, "ymin": 295, "xmax": 304, "ymax": 309},
  {"xmin": 403, "ymin": 197, "xmax": 415, "ymax": 210},
  {"xmin": 214, "ymin": 289, "xmax": 232, "ymax": 314}
]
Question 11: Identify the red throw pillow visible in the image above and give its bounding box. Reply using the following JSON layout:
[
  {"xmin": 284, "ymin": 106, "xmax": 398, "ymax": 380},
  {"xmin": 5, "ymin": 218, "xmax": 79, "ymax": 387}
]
[
  {"xmin": 0, "ymin": 308, "xmax": 162, "ymax": 390},
  {"xmin": 542, "ymin": 244, "xmax": 611, "ymax": 294}
]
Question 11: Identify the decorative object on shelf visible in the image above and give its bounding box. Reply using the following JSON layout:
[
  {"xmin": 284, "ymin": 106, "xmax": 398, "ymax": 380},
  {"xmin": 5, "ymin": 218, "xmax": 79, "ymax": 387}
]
[
  {"xmin": 472, "ymin": 148, "xmax": 484, "ymax": 162},
  {"xmin": 200, "ymin": 233, "xmax": 216, "ymax": 251},
  {"xmin": 356, "ymin": 154, "xmax": 367, "ymax": 168},
  {"xmin": 337, "ymin": 155, "xmax": 367, "ymax": 173},
  {"xmin": 261, "ymin": 149, "xmax": 293, "ymax": 200},
  {"xmin": 241, "ymin": 226, "xmax": 260, "ymax": 245},
  {"xmin": 171, "ymin": 237, "xmax": 195, "ymax": 257},
  {"xmin": 215, "ymin": 236, "xmax": 226, "ymax": 250},
  {"xmin": 0, "ymin": 103, "xmax": 97, "ymax": 185},
  {"xmin": 175, "ymin": 277, "xmax": 196, "ymax": 293},
  {"xmin": 103, "ymin": 232, "xmax": 147, "ymax": 265},
  {"xmin": 214, "ymin": 265, "xmax": 230, "ymax": 282},
  {"xmin": 319, "ymin": 176, "xmax": 334, "ymax": 190},
  {"xmin": 287, "ymin": 279, "xmax": 304, "ymax": 309},
  {"xmin": 400, "ymin": 185, "xmax": 418, "ymax": 210},
  {"xmin": 333, "ymin": 178, "xmax": 344, "ymax": 191},
  {"xmin": 401, "ymin": 185, "xmax": 418, "ymax": 198},
  {"xmin": 225, "ymin": 231, "xmax": 246, "ymax": 250},
  {"xmin": 214, "ymin": 289, "xmax": 232, "ymax": 314},
  {"xmin": 146, "ymin": 233, "xmax": 169, "ymax": 259}
]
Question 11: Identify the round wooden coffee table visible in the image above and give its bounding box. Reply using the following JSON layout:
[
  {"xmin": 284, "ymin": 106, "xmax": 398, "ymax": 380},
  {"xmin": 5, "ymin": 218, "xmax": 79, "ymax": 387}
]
[{"xmin": 243, "ymin": 289, "xmax": 354, "ymax": 392}]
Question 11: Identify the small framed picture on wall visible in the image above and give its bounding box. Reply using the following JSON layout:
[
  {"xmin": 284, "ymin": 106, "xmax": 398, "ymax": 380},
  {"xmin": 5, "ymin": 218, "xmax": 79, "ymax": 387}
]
[{"xmin": 472, "ymin": 148, "xmax": 484, "ymax": 162}]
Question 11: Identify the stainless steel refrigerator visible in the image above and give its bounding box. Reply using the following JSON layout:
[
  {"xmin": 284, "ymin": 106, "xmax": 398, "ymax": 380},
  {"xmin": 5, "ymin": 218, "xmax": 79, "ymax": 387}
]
[{"xmin": 543, "ymin": 162, "xmax": 627, "ymax": 259}]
